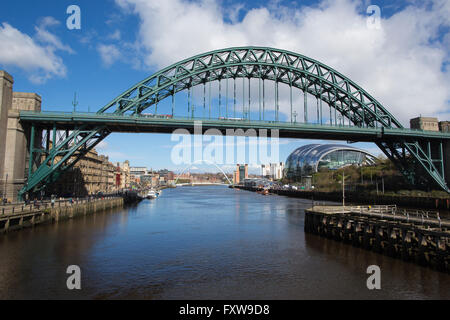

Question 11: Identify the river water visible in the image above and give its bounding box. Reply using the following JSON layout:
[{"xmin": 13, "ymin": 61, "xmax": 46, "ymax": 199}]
[{"xmin": 0, "ymin": 186, "xmax": 448, "ymax": 300}]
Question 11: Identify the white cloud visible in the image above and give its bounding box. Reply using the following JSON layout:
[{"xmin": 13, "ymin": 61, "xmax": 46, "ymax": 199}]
[
  {"xmin": 108, "ymin": 30, "xmax": 122, "ymax": 41},
  {"xmin": 35, "ymin": 18, "xmax": 74, "ymax": 54},
  {"xmin": 114, "ymin": 0, "xmax": 450, "ymax": 125},
  {"xmin": 0, "ymin": 17, "xmax": 72, "ymax": 84},
  {"xmin": 97, "ymin": 44, "xmax": 122, "ymax": 67}
]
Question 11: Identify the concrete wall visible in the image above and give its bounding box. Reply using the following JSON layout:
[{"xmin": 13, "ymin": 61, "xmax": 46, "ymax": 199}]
[{"xmin": 0, "ymin": 71, "xmax": 14, "ymax": 191}]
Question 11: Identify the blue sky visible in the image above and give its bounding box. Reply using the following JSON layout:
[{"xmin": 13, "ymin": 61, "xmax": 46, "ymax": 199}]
[{"xmin": 1, "ymin": 0, "xmax": 449, "ymax": 173}]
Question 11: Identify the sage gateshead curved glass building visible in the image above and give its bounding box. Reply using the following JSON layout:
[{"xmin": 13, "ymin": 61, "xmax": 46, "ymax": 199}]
[{"xmin": 285, "ymin": 144, "xmax": 377, "ymax": 181}]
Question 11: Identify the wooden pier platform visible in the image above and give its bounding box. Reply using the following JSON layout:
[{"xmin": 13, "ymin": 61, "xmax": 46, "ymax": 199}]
[{"xmin": 305, "ymin": 205, "xmax": 450, "ymax": 273}]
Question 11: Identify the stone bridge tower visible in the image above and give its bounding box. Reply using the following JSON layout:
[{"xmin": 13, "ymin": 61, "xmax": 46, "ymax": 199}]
[{"xmin": 0, "ymin": 71, "xmax": 41, "ymax": 201}]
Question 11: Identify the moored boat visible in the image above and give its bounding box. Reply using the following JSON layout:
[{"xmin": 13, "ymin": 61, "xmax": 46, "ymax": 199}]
[{"xmin": 146, "ymin": 190, "xmax": 158, "ymax": 199}]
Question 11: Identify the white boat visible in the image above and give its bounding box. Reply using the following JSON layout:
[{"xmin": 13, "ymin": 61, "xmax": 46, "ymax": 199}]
[{"xmin": 146, "ymin": 190, "xmax": 158, "ymax": 199}]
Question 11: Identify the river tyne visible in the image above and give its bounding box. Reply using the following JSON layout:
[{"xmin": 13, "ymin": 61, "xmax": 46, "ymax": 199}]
[{"xmin": 0, "ymin": 186, "xmax": 448, "ymax": 299}]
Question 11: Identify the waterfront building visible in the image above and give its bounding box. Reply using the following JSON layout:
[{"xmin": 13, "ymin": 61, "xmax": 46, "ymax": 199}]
[
  {"xmin": 140, "ymin": 174, "xmax": 152, "ymax": 186},
  {"xmin": 243, "ymin": 178, "xmax": 272, "ymax": 188},
  {"xmin": 151, "ymin": 175, "xmax": 160, "ymax": 186},
  {"xmin": 48, "ymin": 149, "xmax": 118, "ymax": 197},
  {"xmin": 284, "ymin": 144, "xmax": 377, "ymax": 182},
  {"xmin": 140, "ymin": 172, "xmax": 164, "ymax": 187},
  {"xmin": 100, "ymin": 155, "xmax": 117, "ymax": 193},
  {"xmin": 233, "ymin": 164, "xmax": 248, "ymax": 184},
  {"xmin": 130, "ymin": 174, "xmax": 140, "ymax": 184},
  {"xmin": 176, "ymin": 172, "xmax": 191, "ymax": 183},
  {"xmin": 410, "ymin": 117, "xmax": 439, "ymax": 131},
  {"xmin": 261, "ymin": 163, "xmax": 284, "ymax": 180},
  {"xmin": 130, "ymin": 167, "xmax": 148, "ymax": 177},
  {"xmin": 439, "ymin": 121, "xmax": 450, "ymax": 133},
  {"xmin": 105, "ymin": 160, "xmax": 116, "ymax": 192},
  {"xmin": 116, "ymin": 161, "xmax": 131, "ymax": 190},
  {"xmin": 158, "ymin": 169, "xmax": 175, "ymax": 182}
]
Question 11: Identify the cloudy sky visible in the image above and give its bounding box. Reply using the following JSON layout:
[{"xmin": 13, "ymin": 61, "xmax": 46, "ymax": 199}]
[{"xmin": 0, "ymin": 0, "xmax": 449, "ymax": 173}]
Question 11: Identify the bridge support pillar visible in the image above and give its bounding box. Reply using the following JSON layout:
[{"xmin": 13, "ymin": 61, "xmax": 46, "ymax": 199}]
[
  {"xmin": 0, "ymin": 70, "xmax": 41, "ymax": 202},
  {"xmin": 0, "ymin": 71, "xmax": 13, "ymax": 191},
  {"xmin": 444, "ymin": 141, "xmax": 450, "ymax": 189}
]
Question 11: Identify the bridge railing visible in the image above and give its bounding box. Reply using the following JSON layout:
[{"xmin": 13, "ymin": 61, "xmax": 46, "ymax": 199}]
[{"xmin": 19, "ymin": 111, "xmax": 450, "ymax": 138}]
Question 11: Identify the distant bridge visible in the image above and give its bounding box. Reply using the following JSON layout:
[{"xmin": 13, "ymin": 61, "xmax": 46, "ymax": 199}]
[
  {"xmin": 176, "ymin": 183, "xmax": 228, "ymax": 187},
  {"xmin": 17, "ymin": 46, "xmax": 450, "ymax": 198}
]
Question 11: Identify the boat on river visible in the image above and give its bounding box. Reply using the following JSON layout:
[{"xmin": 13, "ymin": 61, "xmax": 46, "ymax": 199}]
[
  {"xmin": 146, "ymin": 190, "xmax": 158, "ymax": 199},
  {"xmin": 256, "ymin": 189, "xmax": 270, "ymax": 195}
]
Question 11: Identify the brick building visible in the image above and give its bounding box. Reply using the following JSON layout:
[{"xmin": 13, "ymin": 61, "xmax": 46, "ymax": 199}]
[{"xmin": 48, "ymin": 149, "xmax": 118, "ymax": 197}]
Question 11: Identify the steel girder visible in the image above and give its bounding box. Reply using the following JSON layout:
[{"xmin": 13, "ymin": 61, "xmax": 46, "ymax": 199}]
[
  {"xmin": 376, "ymin": 140, "xmax": 447, "ymax": 191},
  {"xmin": 20, "ymin": 124, "xmax": 110, "ymax": 198},
  {"xmin": 97, "ymin": 47, "xmax": 402, "ymax": 130},
  {"xmin": 19, "ymin": 47, "xmax": 449, "ymax": 198}
]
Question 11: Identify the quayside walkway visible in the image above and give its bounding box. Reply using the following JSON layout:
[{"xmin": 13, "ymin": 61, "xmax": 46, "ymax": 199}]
[{"xmin": 0, "ymin": 197, "xmax": 124, "ymax": 234}]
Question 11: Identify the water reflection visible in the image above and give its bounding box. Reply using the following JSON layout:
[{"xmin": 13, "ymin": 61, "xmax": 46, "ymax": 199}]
[{"xmin": 0, "ymin": 186, "xmax": 448, "ymax": 299}]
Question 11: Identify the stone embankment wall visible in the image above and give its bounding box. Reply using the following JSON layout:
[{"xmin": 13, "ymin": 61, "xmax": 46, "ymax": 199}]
[
  {"xmin": 233, "ymin": 185, "xmax": 450, "ymax": 210},
  {"xmin": 305, "ymin": 208, "xmax": 450, "ymax": 273},
  {"xmin": 0, "ymin": 197, "xmax": 124, "ymax": 234}
]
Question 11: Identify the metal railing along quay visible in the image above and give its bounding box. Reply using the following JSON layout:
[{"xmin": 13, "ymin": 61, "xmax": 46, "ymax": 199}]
[
  {"xmin": 311, "ymin": 205, "xmax": 449, "ymax": 229},
  {"xmin": 0, "ymin": 196, "xmax": 122, "ymax": 217}
]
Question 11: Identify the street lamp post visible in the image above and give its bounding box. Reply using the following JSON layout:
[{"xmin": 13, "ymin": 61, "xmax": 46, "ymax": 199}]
[
  {"xmin": 342, "ymin": 169, "xmax": 345, "ymax": 208},
  {"xmin": 3, "ymin": 173, "xmax": 8, "ymax": 201},
  {"xmin": 361, "ymin": 166, "xmax": 363, "ymax": 185}
]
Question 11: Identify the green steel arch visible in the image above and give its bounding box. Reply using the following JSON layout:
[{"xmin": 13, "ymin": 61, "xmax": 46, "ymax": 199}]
[
  {"xmin": 19, "ymin": 47, "xmax": 449, "ymax": 198},
  {"xmin": 98, "ymin": 46, "xmax": 402, "ymax": 129}
]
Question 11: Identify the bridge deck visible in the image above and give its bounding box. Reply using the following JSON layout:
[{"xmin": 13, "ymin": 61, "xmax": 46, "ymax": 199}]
[{"xmin": 20, "ymin": 111, "xmax": 450, "ymax": 142}]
